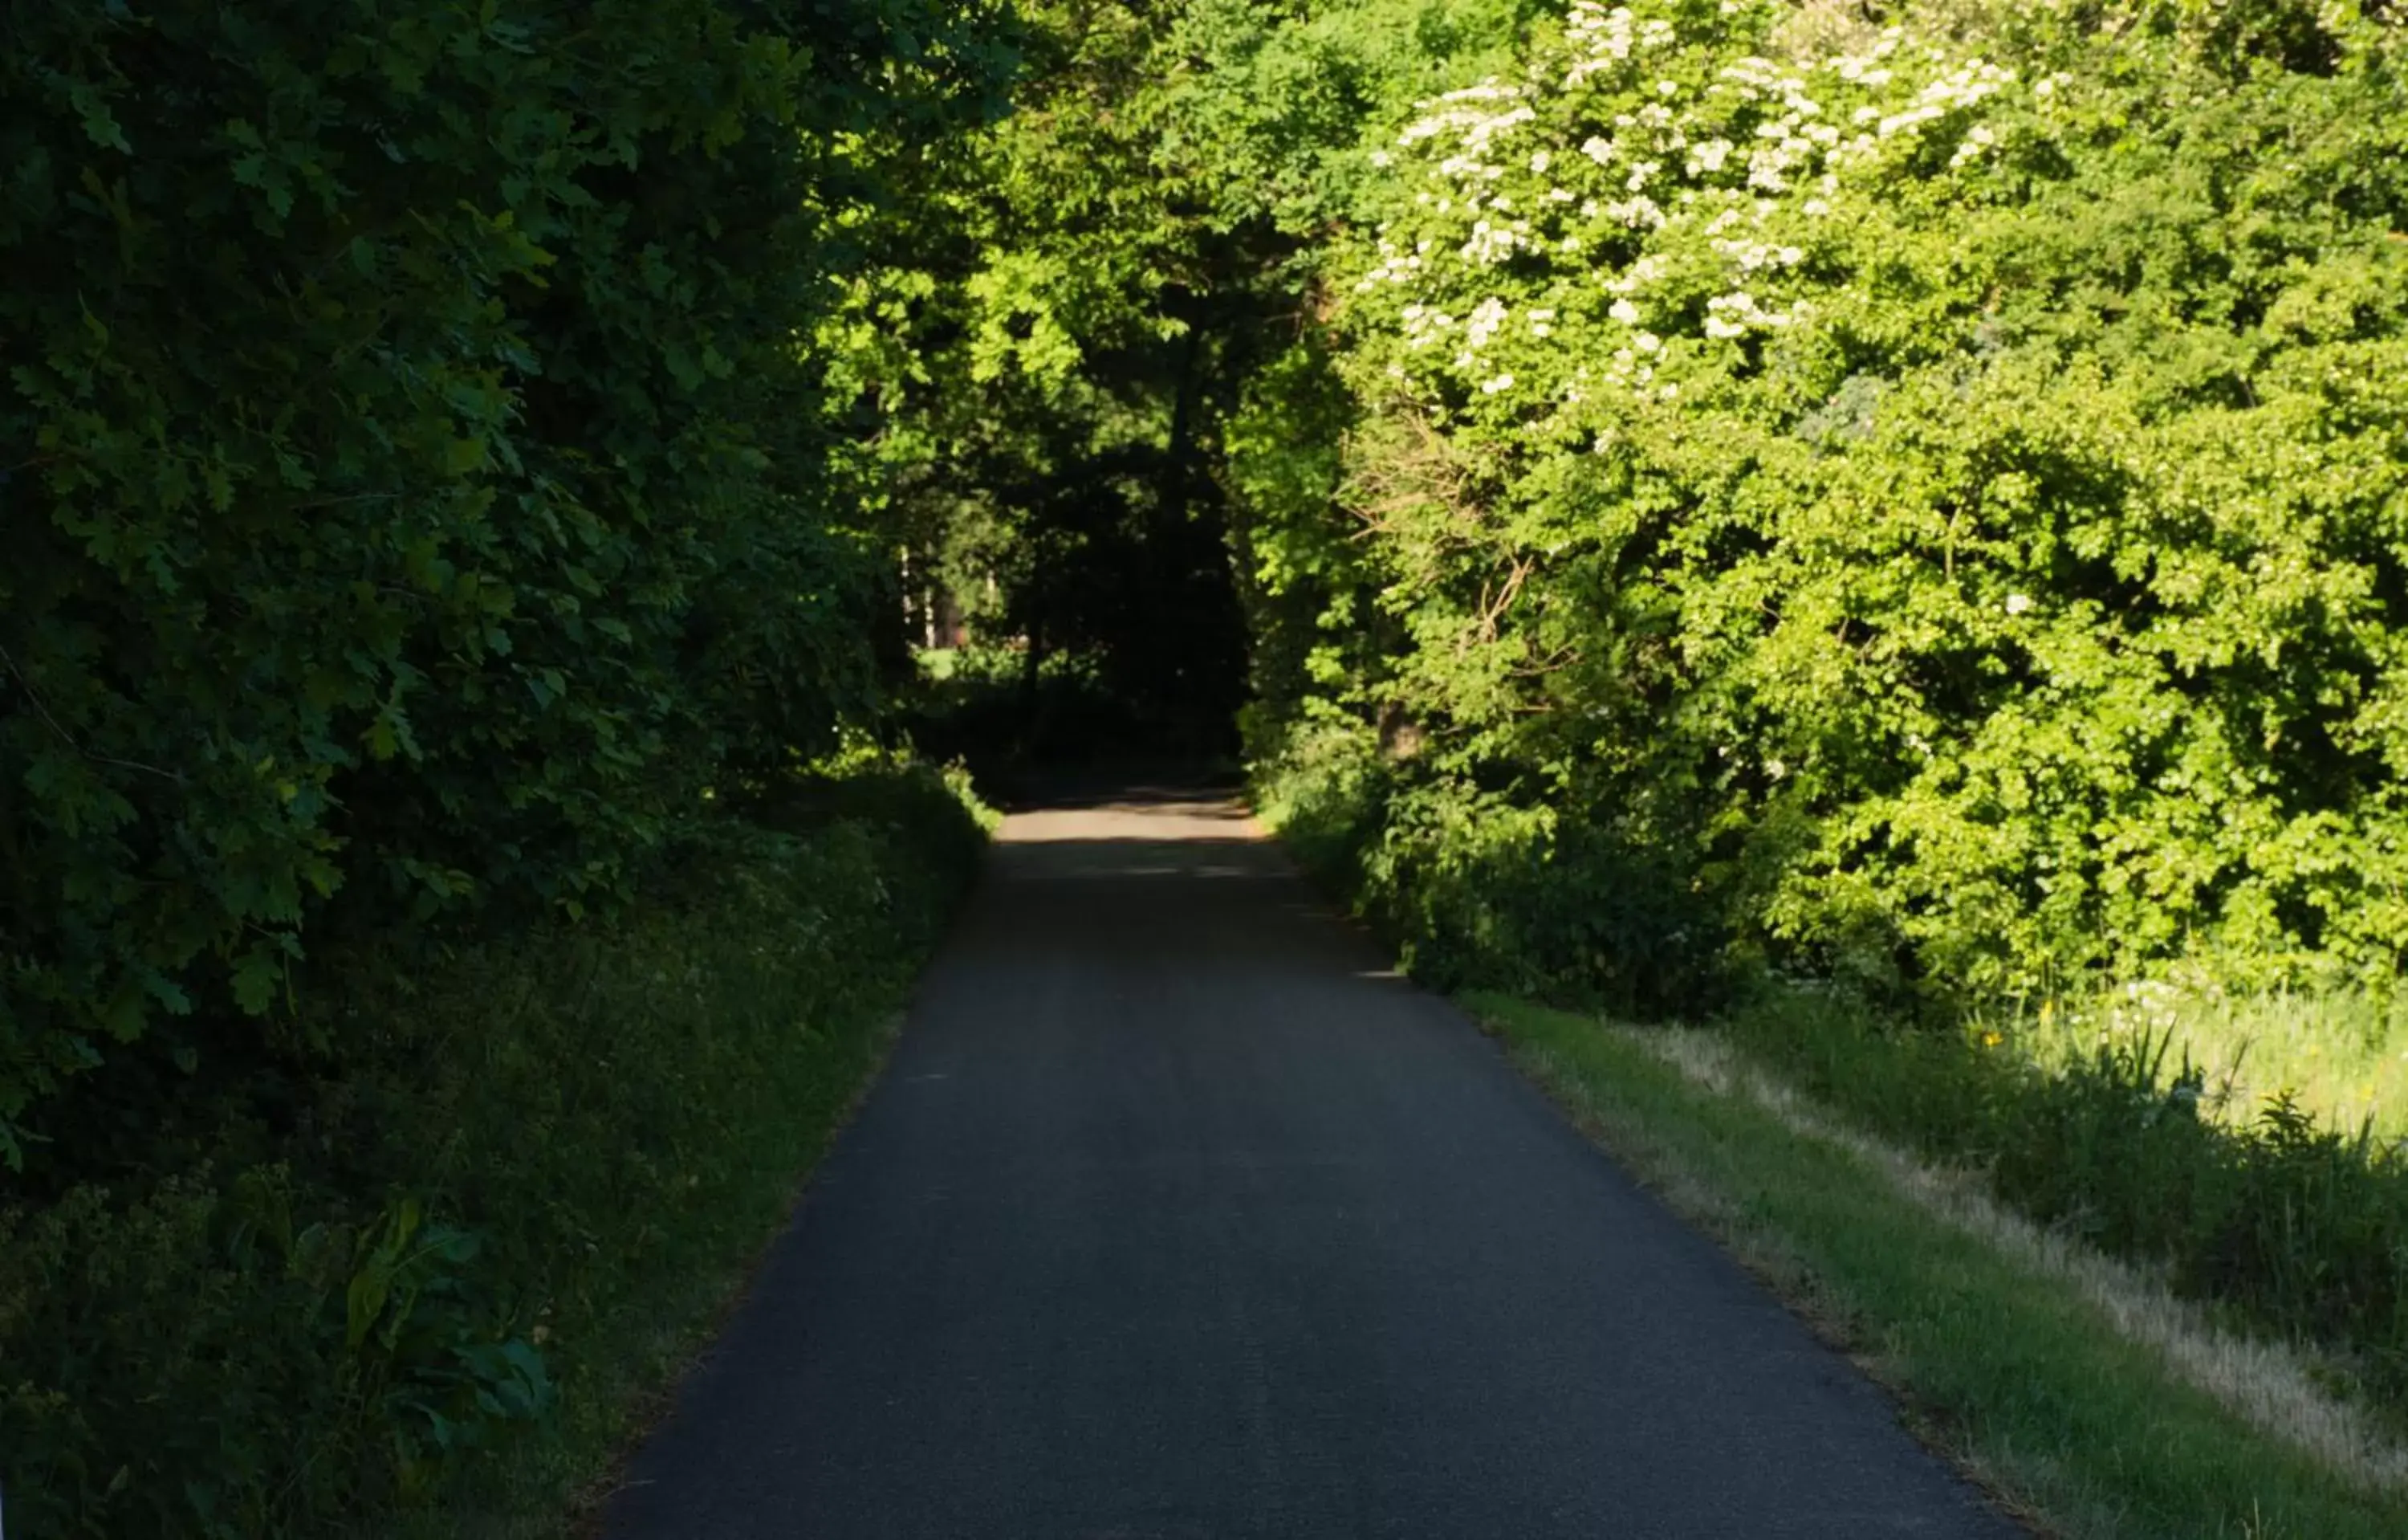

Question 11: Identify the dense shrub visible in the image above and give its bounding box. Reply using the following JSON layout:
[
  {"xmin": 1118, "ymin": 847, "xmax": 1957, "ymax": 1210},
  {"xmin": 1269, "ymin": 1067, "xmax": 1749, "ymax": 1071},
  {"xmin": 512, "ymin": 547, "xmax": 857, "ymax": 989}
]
[
  {"xmin": 1259, "ymin": 727, "xmax": 1724, "ymax": 1013},
  {"xmin": 1237, "ymin": 0, "xmax": 2408, "ymax": 1005},
  {"xmin": 0, "ymin": 0, "xmax": 1010, "ymax": 1164},
  {"xmin": 0, "ymin": 764, "xmax": 987, "ymax": 1538}
]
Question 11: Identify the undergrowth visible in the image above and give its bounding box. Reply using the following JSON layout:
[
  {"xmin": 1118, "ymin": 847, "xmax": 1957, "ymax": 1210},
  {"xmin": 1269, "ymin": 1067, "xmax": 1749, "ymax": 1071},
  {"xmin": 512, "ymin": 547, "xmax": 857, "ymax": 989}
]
[
  {"xmin": 905, "ymin": 645, "xmax": 1243, "ymax": 788},
  {"xmin": 1723, "ymin": 984, "xmax": 2408, "ymax": 1426},
  {"xmin": 0, "ymin": 762, "xmax": 988, "ymax": 1539}
]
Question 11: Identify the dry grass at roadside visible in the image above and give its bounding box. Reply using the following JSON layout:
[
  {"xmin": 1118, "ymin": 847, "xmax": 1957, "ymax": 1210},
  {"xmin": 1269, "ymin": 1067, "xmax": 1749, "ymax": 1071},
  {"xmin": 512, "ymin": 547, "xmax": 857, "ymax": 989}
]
[
  {"xmin": 1639, "ymin": 1022, "xmax": 2408, "ymax": 1493},
  {"xmin": 1471, "ymin": 993, "xmax": 2408, "ymax": 1540}
]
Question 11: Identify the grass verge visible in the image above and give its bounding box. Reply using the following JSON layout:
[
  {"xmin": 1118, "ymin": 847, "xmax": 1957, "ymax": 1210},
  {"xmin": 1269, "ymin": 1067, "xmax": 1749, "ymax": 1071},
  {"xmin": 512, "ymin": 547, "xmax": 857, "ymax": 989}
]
[
  {"xmin": 0, "ymin": 764, "xmax": 989, "ymax": 1540},
  {"xmin": 1466, "ymin": 992, "xmax": 2408, "ymax": 1540}
]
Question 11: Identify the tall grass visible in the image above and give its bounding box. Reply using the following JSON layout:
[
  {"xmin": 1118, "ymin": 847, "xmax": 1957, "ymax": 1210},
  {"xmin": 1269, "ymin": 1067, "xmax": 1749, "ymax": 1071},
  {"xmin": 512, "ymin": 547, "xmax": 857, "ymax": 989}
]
[
  {"xmin": 1999, "ymin": 982, "xmax": 2408, "ymax": 1143},
  {"xmin": 1715, "ymin": 984, "xmax": 2408, "ymax": 1424},
  {"xmin": 0, "ymin": 764, "xmax": 988, "ymax": 1539}
]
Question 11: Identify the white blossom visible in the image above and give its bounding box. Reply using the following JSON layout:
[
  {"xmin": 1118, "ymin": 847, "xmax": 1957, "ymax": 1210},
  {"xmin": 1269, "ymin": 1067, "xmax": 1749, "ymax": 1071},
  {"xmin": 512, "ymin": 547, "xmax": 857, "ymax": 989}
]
[{"xmin": 1465, "ymin": 295, "xmax": 1511, "ymax": 348}]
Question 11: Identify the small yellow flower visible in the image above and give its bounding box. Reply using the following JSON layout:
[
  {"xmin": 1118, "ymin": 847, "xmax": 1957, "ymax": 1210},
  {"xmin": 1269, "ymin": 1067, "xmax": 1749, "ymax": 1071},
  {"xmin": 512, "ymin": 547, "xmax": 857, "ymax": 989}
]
[{"xmin": 1981, "ymin": 1030, "xmax": 2003, "ymax": 1048}]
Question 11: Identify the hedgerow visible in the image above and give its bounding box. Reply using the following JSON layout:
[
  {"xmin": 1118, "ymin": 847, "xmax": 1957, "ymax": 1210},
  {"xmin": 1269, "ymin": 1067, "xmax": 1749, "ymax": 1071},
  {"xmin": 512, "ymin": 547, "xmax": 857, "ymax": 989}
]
[
  {"xmin": 2, "ymin": 5, "xmax": 1015, "ymax": 1525},
  {"xmin": 0, "ymin": 0, "xmax": 1011, "ymax": 1166},
  {"xmin": 1238, "ymin": 0, "xmax": 2408, "ymax": 1006}
]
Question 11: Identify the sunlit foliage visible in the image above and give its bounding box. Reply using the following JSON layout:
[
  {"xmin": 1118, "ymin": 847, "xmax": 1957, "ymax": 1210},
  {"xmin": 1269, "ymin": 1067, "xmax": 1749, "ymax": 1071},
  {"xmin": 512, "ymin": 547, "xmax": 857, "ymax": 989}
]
[{"xmin": 1240, "ymin": 0, "xmax": 2408, "ymax": 1008}]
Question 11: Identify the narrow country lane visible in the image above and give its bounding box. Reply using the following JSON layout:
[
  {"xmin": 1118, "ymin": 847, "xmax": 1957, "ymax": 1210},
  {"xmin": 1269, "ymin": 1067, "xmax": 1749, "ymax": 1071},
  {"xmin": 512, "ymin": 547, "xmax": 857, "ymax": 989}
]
[{"xmin": 604, "ymin": 790, "xmax": 2019, "ymax": 1539}]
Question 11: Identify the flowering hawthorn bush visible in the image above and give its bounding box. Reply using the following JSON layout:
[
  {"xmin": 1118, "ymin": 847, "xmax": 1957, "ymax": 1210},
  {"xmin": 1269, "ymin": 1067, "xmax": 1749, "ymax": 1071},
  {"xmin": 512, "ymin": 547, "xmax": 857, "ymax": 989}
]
[{"xmin": 1239, "ymin": 0, "xmax": 2408, "ymax": 1004}]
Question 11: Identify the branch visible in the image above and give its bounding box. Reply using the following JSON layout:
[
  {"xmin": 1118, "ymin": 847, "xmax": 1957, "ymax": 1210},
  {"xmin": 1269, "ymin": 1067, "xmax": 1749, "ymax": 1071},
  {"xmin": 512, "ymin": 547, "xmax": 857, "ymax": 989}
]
[{"xmin": 0, "ymin": 641, "xmax": 189, "ymax": 785}]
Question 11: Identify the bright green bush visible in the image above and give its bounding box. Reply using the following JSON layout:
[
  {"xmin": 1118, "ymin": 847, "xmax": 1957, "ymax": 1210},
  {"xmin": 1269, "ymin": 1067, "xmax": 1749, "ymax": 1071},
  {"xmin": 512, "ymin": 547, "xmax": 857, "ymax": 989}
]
[
  {"xmin": 1231, "ymin": 0, "xmax": 2408, "ymax": 1426},
  {"xmin": 0, "ymin": 0, "xmax": 1010, "ymax": 1164},
  {"xmin": 1238, "ymin": 0, "xmax": 2408, "ymax": 1005},
  {"xmin": 0, "ymin": 764, "xmax": 987, "ymax": 1538}
]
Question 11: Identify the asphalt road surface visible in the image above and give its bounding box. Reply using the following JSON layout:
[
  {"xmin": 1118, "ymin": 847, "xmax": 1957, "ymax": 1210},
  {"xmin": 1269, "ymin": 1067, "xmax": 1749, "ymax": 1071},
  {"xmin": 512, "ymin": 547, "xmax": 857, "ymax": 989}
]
[{"xmin": 605, "ymin": 789, "xmax": 2019, "ymax": 1539}]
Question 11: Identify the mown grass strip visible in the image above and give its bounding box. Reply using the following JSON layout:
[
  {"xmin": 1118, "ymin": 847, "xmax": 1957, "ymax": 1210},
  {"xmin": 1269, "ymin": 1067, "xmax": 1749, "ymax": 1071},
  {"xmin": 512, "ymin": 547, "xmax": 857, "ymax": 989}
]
[{"xmin": 1466, "ymin": 992, "xmax": 2408, "ymax": 1540}]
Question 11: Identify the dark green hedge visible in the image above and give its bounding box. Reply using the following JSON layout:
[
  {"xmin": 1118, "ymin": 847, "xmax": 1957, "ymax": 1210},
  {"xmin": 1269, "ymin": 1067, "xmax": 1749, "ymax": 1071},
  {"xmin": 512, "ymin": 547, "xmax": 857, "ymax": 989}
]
[{"xmin": 0, "ymin": 0, "xmax": 1009, "ymax": 1167}]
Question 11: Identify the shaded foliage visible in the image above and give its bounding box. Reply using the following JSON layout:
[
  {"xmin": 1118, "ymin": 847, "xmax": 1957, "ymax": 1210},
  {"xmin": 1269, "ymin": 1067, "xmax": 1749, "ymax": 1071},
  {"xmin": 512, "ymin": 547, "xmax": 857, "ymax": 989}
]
[
  {"xmin": 1, "ymin": 3, "xmax": 1012, "ymax": 1529},
  {"xmin": 0, "ymin": 0, "xmax": 1012, "ymax": 1165},
  {"xmin": 849, "ymin": 0, "xmax": 1547, "ymax": 767},
  {"xmin": 0, "ymin": 764, "xmax": 987, "ymax": 1537}
]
